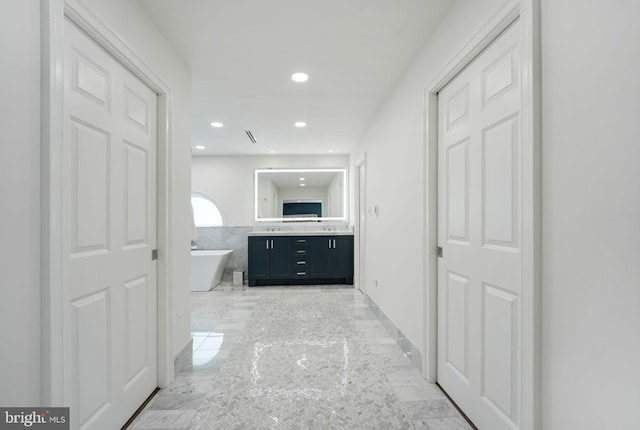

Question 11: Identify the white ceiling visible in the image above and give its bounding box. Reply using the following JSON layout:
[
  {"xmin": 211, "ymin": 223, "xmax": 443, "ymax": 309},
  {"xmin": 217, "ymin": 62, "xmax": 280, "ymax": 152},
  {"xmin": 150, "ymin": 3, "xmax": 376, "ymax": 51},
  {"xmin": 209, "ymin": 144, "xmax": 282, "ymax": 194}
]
[{"xmin": 136, "ymin": 0, "xmax": 453, "ymax": 156}]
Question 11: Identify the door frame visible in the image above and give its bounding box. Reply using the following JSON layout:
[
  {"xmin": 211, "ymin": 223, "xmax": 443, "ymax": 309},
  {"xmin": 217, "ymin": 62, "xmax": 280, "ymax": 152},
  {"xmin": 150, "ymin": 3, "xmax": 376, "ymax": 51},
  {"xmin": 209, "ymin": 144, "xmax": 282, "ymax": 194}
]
[
  {"xmin": 422, "ymin": 0, "xmax": 541, "ymax": 429},
  {"xmin": 41, "ymin": 0, "xmax": 175, "ymax": 405},
  {"xmin": 353, "ymin": 153, "xmax": 366, "ymax": 292}
]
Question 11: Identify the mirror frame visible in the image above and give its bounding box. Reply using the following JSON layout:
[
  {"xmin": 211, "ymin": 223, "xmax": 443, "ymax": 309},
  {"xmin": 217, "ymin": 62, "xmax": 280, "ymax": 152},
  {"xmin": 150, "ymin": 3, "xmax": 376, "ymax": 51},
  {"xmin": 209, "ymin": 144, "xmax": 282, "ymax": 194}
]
[{"xmin": 254, "ymin": 168, "xmax": 348, "ymax": 223}]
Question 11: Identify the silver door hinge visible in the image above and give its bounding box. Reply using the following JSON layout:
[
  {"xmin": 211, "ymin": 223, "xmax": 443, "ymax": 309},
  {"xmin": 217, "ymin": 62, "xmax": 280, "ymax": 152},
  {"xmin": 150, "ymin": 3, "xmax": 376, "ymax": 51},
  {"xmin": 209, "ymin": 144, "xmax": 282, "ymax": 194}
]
[{"xmin": 152, "ymin": 249, "xmax": 158, "ymax": 261}]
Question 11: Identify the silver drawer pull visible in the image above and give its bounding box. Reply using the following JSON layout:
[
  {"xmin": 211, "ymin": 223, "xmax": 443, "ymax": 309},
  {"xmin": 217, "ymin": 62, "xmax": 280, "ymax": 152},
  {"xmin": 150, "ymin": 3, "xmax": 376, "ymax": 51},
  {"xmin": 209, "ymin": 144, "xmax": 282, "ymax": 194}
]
[
  {"xmin": 296, "ymin": 261, "xmax": 306, "ymax": 265},
  {"xmin": 296, "ymin": 272, "xmax": 306, "ymax": 276},
  {"xmin": 296, "ymin": 250, "xmax": 306, "ymax": 254},
  {"xmin": 296, "ymin": 239, "xmax": 307, "ymax": 243}
]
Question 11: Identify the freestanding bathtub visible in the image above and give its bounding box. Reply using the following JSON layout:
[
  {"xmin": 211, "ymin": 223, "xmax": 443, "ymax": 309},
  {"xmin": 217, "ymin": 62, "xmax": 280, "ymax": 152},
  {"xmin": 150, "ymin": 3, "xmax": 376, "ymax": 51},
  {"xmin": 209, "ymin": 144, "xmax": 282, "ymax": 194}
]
[{"xmin": 191, "ymin": 250, "xmax": 234, "ymax": 291}]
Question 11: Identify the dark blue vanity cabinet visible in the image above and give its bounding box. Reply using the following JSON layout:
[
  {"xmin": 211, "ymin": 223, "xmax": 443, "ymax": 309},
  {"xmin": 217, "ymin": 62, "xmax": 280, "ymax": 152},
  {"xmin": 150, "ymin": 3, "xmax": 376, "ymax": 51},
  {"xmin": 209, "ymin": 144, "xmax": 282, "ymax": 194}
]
[
  {"xmin": 247, "ymin": 236, "xmax": 292, "ymax": 283},
  {"xmin": 248, "ymin": 234, "xmax": 354, "ymax": 286}
]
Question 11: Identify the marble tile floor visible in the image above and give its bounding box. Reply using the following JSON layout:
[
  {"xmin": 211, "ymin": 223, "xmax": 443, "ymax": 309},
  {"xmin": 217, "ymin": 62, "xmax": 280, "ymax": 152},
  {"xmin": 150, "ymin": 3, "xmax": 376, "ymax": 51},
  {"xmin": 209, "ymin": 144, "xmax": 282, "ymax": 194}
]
[{"xmin": 129, "ymin": 285, "xmax": 473, "ymax": 430}]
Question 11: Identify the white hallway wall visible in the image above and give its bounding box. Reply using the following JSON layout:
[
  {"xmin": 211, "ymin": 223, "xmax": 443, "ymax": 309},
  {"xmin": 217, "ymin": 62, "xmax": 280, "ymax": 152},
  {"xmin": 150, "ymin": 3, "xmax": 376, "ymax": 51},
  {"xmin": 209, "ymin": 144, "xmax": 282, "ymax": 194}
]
[
  {"xmin": 351, "ymin": 0, "xmax": 505, "ymax": 361},
  {"xmin": 540, "ymin": 0, "xmax": 640, "ymax": 428},
  {"xmin": 191, "ymin": 155, "xmax": 349, "ymax": 226},
  {"xmin": 353, "ymin": 0, "xmax": 640, "ymax": 428},
  {"xmin": 0, "ymin": 0, "xmax": 192, "ymax": 407},
  {"xmin": 0, "ymin": 0, "xmax": 41, "ymax": 406}
]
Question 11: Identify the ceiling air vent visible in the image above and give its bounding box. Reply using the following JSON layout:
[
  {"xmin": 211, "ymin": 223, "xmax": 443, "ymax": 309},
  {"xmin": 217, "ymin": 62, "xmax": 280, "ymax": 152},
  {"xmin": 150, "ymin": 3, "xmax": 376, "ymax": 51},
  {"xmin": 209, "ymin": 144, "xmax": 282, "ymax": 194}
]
[{"xmin": 245, "ymin": 130, "xmax": 257, "ymax": 143}]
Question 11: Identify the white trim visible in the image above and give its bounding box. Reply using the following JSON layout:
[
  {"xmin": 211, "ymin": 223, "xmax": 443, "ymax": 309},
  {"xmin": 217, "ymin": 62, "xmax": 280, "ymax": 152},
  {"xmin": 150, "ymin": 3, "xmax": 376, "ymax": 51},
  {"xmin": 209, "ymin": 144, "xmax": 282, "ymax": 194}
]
[
  {"xmin": 41, "ymin": 0, "xmax": 66, "ymax": 407},
  {"xmin": 422, "ymin": 1, "xmax": 541, "ymax": 429},
  {"xmin": 41, "ymin": 0, "xmax": 175, "ymax": 406},
  {"xmin": 519, "ymin": 1, "xmax": 542, "ymax": 428},
  {"xmin": 353, "ymin": 153, "xmax": 366, "ymax": 292}
]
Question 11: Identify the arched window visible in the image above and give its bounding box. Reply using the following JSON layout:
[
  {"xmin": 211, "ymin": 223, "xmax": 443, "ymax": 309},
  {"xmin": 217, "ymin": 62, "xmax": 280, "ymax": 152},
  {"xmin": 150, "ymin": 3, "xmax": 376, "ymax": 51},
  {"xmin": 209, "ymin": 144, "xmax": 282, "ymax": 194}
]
[{"xmin": 191, "ymin": 193, "xmax": 224, "ymax": 227}]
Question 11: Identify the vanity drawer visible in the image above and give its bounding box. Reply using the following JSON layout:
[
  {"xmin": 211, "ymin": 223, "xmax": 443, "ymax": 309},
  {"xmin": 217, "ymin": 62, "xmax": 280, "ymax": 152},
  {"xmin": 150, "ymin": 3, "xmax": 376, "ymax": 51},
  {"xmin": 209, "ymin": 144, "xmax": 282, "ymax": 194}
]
[
  {"xmin": 293, "ymin": 237, "xmax": 313, "ymax": 271},
  {"xmin": 293, "ymin": 258, "xmax": 309, "ymax": 268},
  {"xmin": 293, "ymin": 247, "xmax": 309, "ymax": 256},
  {"xmin": 293, "ymin": 237, "xmax": 311, "ymax": 257},
  {"xmin": 294, "ymin": 270, "xmax": 309, "ymax": 278}
]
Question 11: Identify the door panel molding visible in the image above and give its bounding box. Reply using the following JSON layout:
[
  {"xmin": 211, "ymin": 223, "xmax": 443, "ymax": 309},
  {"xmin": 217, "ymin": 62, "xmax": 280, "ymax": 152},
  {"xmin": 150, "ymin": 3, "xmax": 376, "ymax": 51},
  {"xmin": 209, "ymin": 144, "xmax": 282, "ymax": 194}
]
[
  {"xmin": 42, "ymin": 0, "xmax": 175, "ymax": 408},
  {"xmin": 422, "ymin": 1, "xmax": 541, "ymax": 429}
]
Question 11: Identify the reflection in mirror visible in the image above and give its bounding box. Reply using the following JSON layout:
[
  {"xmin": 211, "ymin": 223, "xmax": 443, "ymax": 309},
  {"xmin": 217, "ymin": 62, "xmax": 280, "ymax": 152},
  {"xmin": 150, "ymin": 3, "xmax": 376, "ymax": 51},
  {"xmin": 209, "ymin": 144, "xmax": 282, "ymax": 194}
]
[{"xmin": 255, "ymin": 168, "xmax": 347, "ymax": 222}]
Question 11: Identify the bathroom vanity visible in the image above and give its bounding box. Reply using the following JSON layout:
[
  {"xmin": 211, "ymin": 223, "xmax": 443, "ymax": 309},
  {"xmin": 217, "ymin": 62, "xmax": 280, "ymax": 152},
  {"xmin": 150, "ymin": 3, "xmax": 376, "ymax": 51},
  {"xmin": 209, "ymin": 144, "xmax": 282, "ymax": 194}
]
[{"xmin": 247, "ymin": 232, "xmax": 354, "ymax": 286}]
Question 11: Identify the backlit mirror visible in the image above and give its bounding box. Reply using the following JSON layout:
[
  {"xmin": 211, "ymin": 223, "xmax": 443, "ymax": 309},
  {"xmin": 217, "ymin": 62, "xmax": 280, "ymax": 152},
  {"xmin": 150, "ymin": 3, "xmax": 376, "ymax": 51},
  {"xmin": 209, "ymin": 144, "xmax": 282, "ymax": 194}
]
[{"xmin": 255, "ymin": 168, "xmax": 348, "ymax": 222}]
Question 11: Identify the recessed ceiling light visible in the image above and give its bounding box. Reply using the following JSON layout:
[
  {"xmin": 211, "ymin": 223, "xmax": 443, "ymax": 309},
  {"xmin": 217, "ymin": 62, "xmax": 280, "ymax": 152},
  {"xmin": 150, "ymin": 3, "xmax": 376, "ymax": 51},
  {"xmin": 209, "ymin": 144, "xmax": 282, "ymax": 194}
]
[
  {"xmin": 328, "ymin": 149, "xmax": 333, "ymax": 153},
  {"xmin": 210, "ymin": 122, "xmax": 224, "ymax": 128},
  {"xmin": 270, "ymin": 150, "xmax": 275, "ymax": 154},
  {"xmin": 300, "ymin": 183, "xmax": 306, "ymax": 187},
  {"xmin": 294, "ymin": 121, "xmax": 307, "ymax": 128},
  {"xmin": 195, "ymin": 145, "xmax": 206, "ymax": 150},
  {"xmin": 299, "ymin": 177, "xmax": 305, "ymax": 181},
  {"xmin": 291, "ymin": 72, "xmax": 309, "ymax": 83}
]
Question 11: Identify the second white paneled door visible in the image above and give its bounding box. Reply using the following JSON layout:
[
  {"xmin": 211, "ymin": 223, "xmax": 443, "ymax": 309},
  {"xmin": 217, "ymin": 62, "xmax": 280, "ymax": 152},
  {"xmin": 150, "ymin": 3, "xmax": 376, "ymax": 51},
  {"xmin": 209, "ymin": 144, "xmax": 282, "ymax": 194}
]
[
  {"xmin": 437, "ymin": 19, "xmax": 522, "ymax": 430},
  {"xmin": 63, "ymin": 18, "xmax": 158, "ymax": 429}
]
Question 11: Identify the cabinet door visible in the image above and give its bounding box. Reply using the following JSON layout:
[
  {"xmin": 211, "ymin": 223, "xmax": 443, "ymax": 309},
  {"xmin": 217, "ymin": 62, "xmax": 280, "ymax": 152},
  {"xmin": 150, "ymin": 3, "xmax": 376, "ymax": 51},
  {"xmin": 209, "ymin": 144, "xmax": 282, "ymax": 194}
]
[
  {"xmin": 248, "ymin": 237, "xmax": 271, "ymax": 280},
  {"xmin": 332, "ymin": 236, "xmax": 354, "ymax": 279},
  {"xmin": 309, "ymin": 237, "xmax": 333, "ymax": 278},
  {"xmin": 270, "ymin": 237, "xmax": 292, "ymax": 279}
]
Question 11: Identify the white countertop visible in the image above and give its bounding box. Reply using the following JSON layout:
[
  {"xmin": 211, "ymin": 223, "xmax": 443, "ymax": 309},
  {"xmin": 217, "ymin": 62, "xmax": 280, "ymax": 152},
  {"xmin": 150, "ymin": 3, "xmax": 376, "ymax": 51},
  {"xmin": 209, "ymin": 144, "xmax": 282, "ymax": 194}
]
[{"xmin": 248, "ymin": 231, "xmax": 354, "ymax": 236}]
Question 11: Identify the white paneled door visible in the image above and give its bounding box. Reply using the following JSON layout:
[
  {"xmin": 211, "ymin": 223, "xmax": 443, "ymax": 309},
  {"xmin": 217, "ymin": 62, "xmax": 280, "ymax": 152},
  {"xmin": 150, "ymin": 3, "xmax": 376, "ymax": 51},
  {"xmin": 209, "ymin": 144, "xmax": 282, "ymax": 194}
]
[
  {"xmin": 63, "ymin": 18, "xmax": 158, "ymax": 430},
  {"xmin": 437, "ymin": 20, "xmax": 521, "ymax": 430}
]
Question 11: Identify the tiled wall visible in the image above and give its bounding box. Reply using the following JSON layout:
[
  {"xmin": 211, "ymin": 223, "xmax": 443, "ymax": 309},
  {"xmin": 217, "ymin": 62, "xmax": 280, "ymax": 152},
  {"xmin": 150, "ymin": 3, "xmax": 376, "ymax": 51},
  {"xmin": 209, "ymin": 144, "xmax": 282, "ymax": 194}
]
[{"xmin": 194, "ymin": 227, "xmax": 252, "ymax": 281}]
